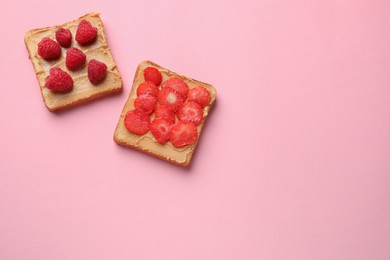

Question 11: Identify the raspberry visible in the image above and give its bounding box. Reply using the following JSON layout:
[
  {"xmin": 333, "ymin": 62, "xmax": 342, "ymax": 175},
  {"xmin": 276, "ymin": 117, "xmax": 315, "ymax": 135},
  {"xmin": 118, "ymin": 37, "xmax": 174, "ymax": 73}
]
[
  {"xmin": 150, "ymin": 118, "xmax": 173, "ymax": 144},
  {"xmin": 124, "ymin": 109, "xmax": 150, "ymax": 135},
  {"xmin": 188, "ymin": 86, "xmax": 211, "ymax": 107},
  {"xmin": 177, "ymin": 101, "xmax": 204, "ymax": 126},
  {"xmin": 55, "ymin": 28, "xmax": 72, "ymax": 48},
  {"xmin": 45, "ymin": 67, "xmax": 73, "ymax": 92},
  {"xmin": 158, "ymin": 87, "xmax": 184, "ymax": 112},
  {"xmin": 144, "ymin": 67, "xmax": 162, "ymax": 86},
  {"xmin": 88, "ymin": 59, "xmax": 107, "ymax": 85},
  {"xmin": 134, "ymin": 94, "xmax": 157, "ymax": 114},
  {"xmin": 37, "ymin": 37, "xmax": 61, "ymax": 60},
  {"xmin": 161, "ymin": 78, "xmax": 189, "ymax": 100},
  {"xmin": 137, "ymin": 81, "xmax": 159, "ymax": 97},
  {"xmin": 169, "ymin": 121, "xmax": 198, "ymax": 148},
  {"xmin": 66, "ymin": 47, "xmax": 86, "ymax": 71},
  {"xmin": 75, "ymin": 20, "xmax": 97, "ymax": 45},
  {"xmin": 155, "ymin": 105, "xmax": 176, "ymax": 123}
]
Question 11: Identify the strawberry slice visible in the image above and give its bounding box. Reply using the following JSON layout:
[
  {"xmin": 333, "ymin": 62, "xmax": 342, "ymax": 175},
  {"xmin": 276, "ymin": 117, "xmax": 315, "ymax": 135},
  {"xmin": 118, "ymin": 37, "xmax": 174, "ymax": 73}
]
[
  {"xmin": 150, "ymin": 118, "xmax": 173, "ymax": 144},
  {"xmin": 144, "ymin": 67, "xmax": 162, "ymax": 86},
  {"xmin": 137, "ymin": 81, "xmax": 159, "ymax": 97},
  {"xmin": 155, "ymin": 105, "xmax": 176, "ymax": 123},
  {"xmin": 169, "ymin": 121, "xmax": 198, "ymax": 148},
  {"xmin": 188, "ymin": 86, "xmax": 211, "ymax": 107},
  {"xmin": 124, "ymin": 109, "xmax": 150, "ymax": 135},
  {"xmin": 161, "ymin": 77, "xmax": 189, "ymax": 100},
  {"xmin": 177, "ymin": 101, "xmax": 204, "ymax": 126},
  {"xmin": 158, "ymin": 87, "xmax": 184, "ymax": 112},
  {"xmin": 134, "ymin": 94, "xmax": 157, "ymax": 114}
]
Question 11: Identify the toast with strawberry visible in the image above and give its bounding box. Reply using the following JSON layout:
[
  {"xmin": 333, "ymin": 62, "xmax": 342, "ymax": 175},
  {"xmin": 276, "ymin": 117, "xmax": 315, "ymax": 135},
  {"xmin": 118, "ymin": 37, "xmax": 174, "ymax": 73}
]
[{"xmin": 114, "ymin": 61, "xmax": 217, "ymax": 167}]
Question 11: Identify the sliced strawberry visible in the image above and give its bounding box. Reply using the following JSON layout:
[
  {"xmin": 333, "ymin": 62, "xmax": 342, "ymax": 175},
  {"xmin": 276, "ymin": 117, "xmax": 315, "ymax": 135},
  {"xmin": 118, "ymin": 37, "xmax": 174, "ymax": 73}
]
[
  {"xmin": 137, "ymin": 81, "xmax": 159, "ymax": 97},
  {"xmin": 134, "ymin": 94, "xmax": 157, "ymax": 114},
  {"xmin": 150, "ymin": 118, "xmax": 173, "ymax": 144},
  {"xmin": 177, "ymin": 101, "xmax": 204, "ymax": 126},
  {"xmin": 188, "ymin": 86, "xmax": 211, "ymax": 107},
  {"xmin": 124, "ymin": 109, "xmax": 150, "ymax": 135},
  {"xmin": 155, "ymin": 105, "xmax": 176, "ymax": 123},
  {"xmin": 161, "ymin": 77, "xmax": 189, "ymax": 100},
  {"xmin": 144, "ymin": 67, "xmax": 162, "ymax": 86},
  {"xmin": 158, "ymin": 87, "xmax": 184, "ymax": 112},
  {"xmin": 169, "ymin": 121, "xmax": 198, "ymax": 148}
]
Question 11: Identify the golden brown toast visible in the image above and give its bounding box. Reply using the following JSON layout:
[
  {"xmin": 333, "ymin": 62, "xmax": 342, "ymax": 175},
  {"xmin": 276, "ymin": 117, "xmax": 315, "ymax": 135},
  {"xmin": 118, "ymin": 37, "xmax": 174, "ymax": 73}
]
[
  {"xmin": 114, "ymin": 61, "xmax": 217, "ymax": 167},
  {"xmin": 24, "ymin": 13, "xmax": 122, "ymax": 111}
]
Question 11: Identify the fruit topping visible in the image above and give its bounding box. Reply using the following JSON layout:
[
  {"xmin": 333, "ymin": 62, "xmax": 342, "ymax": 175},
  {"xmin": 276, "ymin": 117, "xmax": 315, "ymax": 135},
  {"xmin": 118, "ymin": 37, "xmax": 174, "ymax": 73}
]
[
  {"xmin": 38, "ymin": 37, "xmax": 61, "ymax": 60},
  {"xmin": 150, "ymin": 118, "xmax": 173, "ymax": 144},
  {"xmin": 75, "ymin": 20, "xmax": 97, "ymax": 45},
  {"xmin": 169, "ymin": 121, "xmax": 198, "ymax": 148},
  {"xmin": 88, "ymin": 59, "xmax": 107, "ymax": 85},
  {"xmin": 45, "ymin": 67, "xmax": 73, "ymax": 92},
  {"xmin": 65, "ymin": 47, "xmax": 86, "ymax": 71},
  {"xmin": 55, "ymin": 28, "xmax": 72, "ymax": 48},
  {"xmin": 144, "ymin": 67, "xmax": 163, "ymax": 86},
  {"xmin": 177, "ymin": 101, "xmax": 204, "ymax": 126},
  {"xmin": 124, "ymin": 109, "xmax": 150, "ymax": 135}
]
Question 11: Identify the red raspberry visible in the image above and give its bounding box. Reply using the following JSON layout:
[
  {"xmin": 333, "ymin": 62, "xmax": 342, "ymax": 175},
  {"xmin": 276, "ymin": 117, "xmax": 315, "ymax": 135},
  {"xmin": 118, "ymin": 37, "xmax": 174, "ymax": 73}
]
[
  {"xmin": 169, "ymin": 121, "xmax": 198, "ymax": 148},
  {"xmin": 144, "ymin": 67, "xmax": 162, "ymax": 86},
  {"xmin": 75, "ymin": 20, "xmax": 97, "ymax": 45},
  {"xmin": 177, "ymin": 101, "xmax": 204, "ymax": 126},
  {"xmin": 188, "ymin": 86, "xmax": 211, "ymax": 107},
  {"xmin": 161, "ymin": 78, "xmax": 189, "ymax": 100},
  {"xmin": 55, "ymin": 28, "xmax": 72, "ymax": 48},
  {"xmin": 136, "ymin": 81, "xmax": 159, "ymax": 97},
  {"xmin": 38, "ymin": 37, "xmax": 61, "ymax": 60},
  {"xmin": 66, "ymin": 47, "xmax": 86, "ymax": 71},
  {"xmin": 150, "ymin": 118, "xmax": 173, "ymax": 144},
  {"xmin": 155, "ymin": 105, "xmax": 175, "ymax": 123},
  {"xmin": 124, "ymin": 109, "xmax": 150, "ymax": 135},
  {"xmin": 158, "ymin": 87, "xmax": 184, "ymax": 112},
  {"xmin": 45, "ymin": 67, "xmax": 73, "ymax": 92},
  {"xmin": 88, "ymin": 59, "xmax": 107, "ymax": 85},
  {"xmin": 134, "ymin": 94, "xmax": 157, "ymax": 114}
]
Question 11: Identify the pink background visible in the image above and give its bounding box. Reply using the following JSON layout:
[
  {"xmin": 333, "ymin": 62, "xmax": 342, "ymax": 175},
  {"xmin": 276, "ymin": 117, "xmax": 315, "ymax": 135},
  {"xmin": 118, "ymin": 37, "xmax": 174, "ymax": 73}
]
[{"xmin": 1, "ymin": 0, "xmax": 390, "ymax": 259}]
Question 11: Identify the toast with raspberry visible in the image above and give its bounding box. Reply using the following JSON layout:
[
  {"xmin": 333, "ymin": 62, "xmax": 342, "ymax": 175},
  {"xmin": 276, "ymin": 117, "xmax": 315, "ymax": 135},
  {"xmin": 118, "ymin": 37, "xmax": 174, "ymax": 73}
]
[
  {"xmin": 24, "ymin": 13, "xmax": 122, "ymax": 111},
  {"xmin": 114, "ymin": 61, "xmax": 217, "ymax": 167}
]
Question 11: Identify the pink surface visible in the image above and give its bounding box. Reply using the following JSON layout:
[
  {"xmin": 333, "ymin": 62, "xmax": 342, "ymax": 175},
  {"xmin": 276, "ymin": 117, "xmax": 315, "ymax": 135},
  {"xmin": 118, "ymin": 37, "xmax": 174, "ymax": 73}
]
[{"xmin": 1, "ymin": 0, "xmax": 390, "ymax": 259}]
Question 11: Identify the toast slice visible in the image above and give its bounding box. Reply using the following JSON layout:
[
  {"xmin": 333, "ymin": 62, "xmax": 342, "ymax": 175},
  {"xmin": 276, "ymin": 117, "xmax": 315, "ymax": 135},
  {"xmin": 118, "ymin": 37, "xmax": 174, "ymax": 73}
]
[
  {"xmin": 24, "ymin": 13, "xmax": 122, "ymax": 111},
  {"xmin": 114, "ymin": 61, "xmax": 217, "ymax": 167}
]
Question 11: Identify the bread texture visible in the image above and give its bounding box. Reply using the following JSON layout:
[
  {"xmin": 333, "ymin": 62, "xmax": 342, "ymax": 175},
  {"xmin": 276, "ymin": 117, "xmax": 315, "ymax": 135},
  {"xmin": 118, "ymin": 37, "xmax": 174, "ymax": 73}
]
[
  {"xmin": 114, "ymin": 61, "xmax": 217, "ymax": 167},
  {"xmin": 24, "ymin": 13, "xmax": 122, "ymax": 111}
]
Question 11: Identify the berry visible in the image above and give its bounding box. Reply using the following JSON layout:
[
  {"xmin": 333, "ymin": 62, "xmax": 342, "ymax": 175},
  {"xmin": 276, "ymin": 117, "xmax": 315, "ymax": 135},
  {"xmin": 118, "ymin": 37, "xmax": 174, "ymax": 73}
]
[
  {"xmin": 188, "ymin": 86, "xmax": 211, "ymax": 107},
  {"xmin": 161, "ymin": 77, "xmax": 189, "ymax": 100},
  {"xmin": 66, "ymin": 47, "xmax": 86, "ymax": 71},
  {"xmin": 37, "ymin": 37, "xmax": 61, "ymax": 60},
  {"xmin": 150, "ymin": 118, "xmax": 173, "ymax": 144},
  {"xmin": 45, "ymin": 67, "xmax": 73, "ymax": 92},
  {"xmin": 134, "ymin": 94, "xmax": 157, "ymax": 114},
  {"xmin": 155, "ymin": 105, "xmax": 175, "ymax": 123},
  {"xmin": 158, "ymin": 87, "xmax": 184, "ymax": 112},
  {"xmin": 88, "ymin": 59, "xmax": 107, "ymax": 85},
  {"xmin": 144, "ymin": 67, "xmax": 162, "ymax": 86},
  {"xmin": 177, "ymin": 102, "xmax": 204, "ymax": 126},
  {"xmin": 75, "ymin": 20, "xmax": 97, "ymax": 45},
  {"xmin": 169, "ymin": 121, "xmax": 198, "ymax": 148},
  {"xmin": 137, "ymin": 81, "xmax": 159, "ymax": 97},
  {"xmin": 124, "ymin": 109, "xmax": 150, "ymax": 135},
  {"xmin": 55, "ymin": 28, "xmax": 72, "ymax": 48}
]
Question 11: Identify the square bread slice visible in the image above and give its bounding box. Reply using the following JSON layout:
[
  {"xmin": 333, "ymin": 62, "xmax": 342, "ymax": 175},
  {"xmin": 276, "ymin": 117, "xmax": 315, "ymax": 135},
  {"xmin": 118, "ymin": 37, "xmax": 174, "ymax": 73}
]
[
  {"xmin": 114, "ymin": 61, "xmax": 217, "ymax": 167},
  {"xmin": 24, "ymin": 13, "xmax": 122, "ymax": 111}
]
